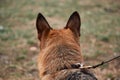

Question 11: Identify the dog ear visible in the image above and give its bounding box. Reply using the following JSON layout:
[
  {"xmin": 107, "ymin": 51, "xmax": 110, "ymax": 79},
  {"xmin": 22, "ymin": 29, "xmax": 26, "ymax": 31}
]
[
  {"xmin": 65, "ymin": 11, "xmax": 81, "ymax": 36},
  {"xmin": 36, "ymin": 13, "xmax": 52, "ymax": 40}
]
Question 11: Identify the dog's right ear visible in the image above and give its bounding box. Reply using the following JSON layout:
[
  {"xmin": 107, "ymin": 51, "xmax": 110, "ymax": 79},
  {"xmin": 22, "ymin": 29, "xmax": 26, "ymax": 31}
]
[
  {"xmin": 36, "ymin": 13, "xmax": 52, "ymax": 40},
  {"xmin": 65, "ymin": 11, "xmax": 81, "ymax": 37}
]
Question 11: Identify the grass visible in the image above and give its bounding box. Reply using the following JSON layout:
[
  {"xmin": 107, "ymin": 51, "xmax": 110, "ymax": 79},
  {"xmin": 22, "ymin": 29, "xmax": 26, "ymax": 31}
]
[
  {"xmin": 106, "ymin": 73, "xmax": 113, "ymax": 79},
  {"xmin": 0, "ymin": 0, "xmax": 120, "ymax": 80}
]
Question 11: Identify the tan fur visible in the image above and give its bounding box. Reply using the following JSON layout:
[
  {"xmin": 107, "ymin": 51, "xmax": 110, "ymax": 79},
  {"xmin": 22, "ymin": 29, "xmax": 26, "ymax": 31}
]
[{"xmin": 37, "ymin": 29, "xmax": 83, "ymax": 80}]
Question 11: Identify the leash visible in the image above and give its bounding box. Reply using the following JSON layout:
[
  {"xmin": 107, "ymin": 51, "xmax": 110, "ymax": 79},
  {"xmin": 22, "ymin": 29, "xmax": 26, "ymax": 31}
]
[{"xmin": 80, "ymin": 55, "xmax": 120, "ymax": 69}]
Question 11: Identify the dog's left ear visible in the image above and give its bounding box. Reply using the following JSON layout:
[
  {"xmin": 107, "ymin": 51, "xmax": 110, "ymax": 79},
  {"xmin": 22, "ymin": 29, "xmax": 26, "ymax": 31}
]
[
  {"xmin": 65, "ymin": 11, "xmax": 81, "ymax": 36},
  {"xmin": 36, "ymin": 13, "xmax": 52, "ymax": 40}
]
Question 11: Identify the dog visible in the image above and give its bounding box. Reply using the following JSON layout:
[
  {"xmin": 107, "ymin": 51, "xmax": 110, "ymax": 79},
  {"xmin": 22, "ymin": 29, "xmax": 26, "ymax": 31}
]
[{"xmin": 36, "ymin": 11, "xmax": 97, "ymax": 80}]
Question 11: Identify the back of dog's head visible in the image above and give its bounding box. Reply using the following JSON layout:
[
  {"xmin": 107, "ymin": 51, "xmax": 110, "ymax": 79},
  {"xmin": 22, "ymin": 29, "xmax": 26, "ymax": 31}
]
[{"xmin": 36, "ymin": 12, "xmax": 81, "ymax": 50}]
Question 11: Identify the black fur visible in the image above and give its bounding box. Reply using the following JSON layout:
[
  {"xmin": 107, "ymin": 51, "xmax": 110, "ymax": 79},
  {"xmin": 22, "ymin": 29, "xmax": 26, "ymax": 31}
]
[{"xmin": 66, "ymin": 69, "xmax": 97, "ymax": 80}]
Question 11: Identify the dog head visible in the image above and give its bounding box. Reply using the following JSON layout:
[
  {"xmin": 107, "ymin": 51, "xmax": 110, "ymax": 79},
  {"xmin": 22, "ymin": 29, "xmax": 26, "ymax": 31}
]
[{"xmin": 36, "ymin": 11, "xmax": 81, "ymax": 49}]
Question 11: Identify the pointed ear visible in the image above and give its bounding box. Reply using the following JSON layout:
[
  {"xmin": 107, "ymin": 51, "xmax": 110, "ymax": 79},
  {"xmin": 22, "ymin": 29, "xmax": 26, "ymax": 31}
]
[
  {"xmin": 36, "ymin": 13, "xmax": 52, "ymax": 40},
  {"xmin": 65, "ymin": 11, "xmax": 81, "ymax": 36}
]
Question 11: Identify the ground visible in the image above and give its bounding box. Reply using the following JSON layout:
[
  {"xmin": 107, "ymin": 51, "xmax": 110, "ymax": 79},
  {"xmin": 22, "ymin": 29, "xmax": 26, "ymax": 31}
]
[{"xmin": 0, "ymin": 0, "xmax": 120, "ymax": 80}]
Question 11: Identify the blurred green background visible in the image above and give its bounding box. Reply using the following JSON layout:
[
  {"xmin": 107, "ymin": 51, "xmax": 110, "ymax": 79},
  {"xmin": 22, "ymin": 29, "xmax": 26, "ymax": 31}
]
[{"xmin": 0, "ymin": 0, "xmax": 120, "ymax": 80}]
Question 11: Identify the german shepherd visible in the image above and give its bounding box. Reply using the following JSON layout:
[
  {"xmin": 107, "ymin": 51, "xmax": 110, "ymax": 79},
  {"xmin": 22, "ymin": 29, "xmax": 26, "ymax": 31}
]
[{"xmin": 36, "ymin": 11, "xmax": 97, "ymax": 80}]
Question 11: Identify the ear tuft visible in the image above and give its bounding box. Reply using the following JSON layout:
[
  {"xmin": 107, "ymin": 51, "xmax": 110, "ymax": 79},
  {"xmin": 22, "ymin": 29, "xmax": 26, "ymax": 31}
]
[{"xmin": 65, "ymin": 11, "xmax": 81, "ymax": 36}]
